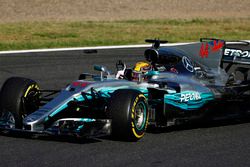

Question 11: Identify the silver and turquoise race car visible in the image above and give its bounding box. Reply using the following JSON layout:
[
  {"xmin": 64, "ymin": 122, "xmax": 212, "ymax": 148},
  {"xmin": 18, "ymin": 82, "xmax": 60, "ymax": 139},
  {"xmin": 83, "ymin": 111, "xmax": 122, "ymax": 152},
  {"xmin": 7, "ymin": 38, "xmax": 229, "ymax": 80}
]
[{"xmin": 0, "ymin": 38, "xmax": 250, "ymax": 141}]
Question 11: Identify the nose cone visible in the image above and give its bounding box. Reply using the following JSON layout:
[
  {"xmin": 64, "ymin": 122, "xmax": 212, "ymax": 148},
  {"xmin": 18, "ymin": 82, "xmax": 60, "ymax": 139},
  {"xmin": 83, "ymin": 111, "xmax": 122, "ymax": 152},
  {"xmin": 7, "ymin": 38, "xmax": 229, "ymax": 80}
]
[{"xmin": 24, "ymin": 108, "xmax": 49, "ymax": 124}]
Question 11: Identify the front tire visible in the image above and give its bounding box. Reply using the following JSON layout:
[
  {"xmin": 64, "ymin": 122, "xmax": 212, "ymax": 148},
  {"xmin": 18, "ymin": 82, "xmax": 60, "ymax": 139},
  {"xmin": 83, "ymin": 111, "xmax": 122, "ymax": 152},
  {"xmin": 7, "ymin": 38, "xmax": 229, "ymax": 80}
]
[
  {"xmin": 110, "ymin": 89, "xmax": 148, "ymax": 141},
  {"xmin": 0, "ymin": 77, "xmax": 40, "ymax": 129}
]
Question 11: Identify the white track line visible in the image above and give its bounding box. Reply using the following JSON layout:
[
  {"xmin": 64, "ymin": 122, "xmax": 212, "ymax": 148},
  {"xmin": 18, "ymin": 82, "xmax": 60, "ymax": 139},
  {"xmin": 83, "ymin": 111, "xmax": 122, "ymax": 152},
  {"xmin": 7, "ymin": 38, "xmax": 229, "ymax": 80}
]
[
  {"xmin": 0, "ymin": 41, "xmax": 248, "ymax": 55},
  {"xmin": 0, "ymin": 43, "xmax": 192, "ymax": 55}
]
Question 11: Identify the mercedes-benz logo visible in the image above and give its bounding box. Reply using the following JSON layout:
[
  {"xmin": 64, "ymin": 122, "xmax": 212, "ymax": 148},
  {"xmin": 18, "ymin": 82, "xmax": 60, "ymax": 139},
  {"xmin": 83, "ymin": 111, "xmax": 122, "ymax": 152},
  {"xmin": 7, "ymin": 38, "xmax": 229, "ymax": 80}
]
[{"xmin": 182, "ymin": 56, "xmax": 194, "ymax": 72}]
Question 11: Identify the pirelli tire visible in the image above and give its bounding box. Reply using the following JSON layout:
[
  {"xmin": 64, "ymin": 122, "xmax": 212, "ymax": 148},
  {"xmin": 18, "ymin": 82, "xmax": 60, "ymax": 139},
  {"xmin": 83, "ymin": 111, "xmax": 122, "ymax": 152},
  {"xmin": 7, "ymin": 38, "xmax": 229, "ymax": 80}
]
[
  {"xmin": 0, "ymin": 77, "xmax": 40, "ymax": 129},
  {"xmin": 110, "ymin": 89, "xmax": 149, "ymax": 141}
]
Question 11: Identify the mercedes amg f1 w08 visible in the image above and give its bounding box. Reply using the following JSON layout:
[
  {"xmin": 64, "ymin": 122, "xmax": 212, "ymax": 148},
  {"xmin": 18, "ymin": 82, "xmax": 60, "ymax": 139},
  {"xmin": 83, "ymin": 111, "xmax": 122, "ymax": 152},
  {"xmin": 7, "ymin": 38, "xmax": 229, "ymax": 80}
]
[{"xmin": 0, "ymin": 38, "xmax": 250, "ymax": 141}]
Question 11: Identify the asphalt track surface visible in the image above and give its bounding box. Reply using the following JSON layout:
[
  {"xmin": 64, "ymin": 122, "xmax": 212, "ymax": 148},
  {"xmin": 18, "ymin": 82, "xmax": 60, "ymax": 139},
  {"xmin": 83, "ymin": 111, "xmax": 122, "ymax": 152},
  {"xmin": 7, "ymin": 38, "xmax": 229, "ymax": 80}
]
[{"xmin": 1, "ymin": 48, "xmax": 250, "ymax": 167}]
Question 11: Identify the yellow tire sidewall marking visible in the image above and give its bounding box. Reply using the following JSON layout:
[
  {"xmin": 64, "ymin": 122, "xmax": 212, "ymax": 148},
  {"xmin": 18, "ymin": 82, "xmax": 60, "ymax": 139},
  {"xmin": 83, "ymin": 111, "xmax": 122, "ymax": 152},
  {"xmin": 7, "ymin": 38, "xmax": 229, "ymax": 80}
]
[
  {"xmin": 131, "ymin": 94, "xmax": 147, "ymax": 139},
  {"xmin": 24, "ymin": 84, "xmax": 39, "ymax": 98}
]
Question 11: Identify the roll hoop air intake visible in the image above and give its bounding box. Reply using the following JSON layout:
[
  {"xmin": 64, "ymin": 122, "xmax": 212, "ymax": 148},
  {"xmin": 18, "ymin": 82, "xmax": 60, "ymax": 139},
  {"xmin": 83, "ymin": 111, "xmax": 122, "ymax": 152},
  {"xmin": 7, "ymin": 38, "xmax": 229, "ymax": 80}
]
[{"xmin": 144, "ymin": 39, "xmax": 168, "ymax": 64}]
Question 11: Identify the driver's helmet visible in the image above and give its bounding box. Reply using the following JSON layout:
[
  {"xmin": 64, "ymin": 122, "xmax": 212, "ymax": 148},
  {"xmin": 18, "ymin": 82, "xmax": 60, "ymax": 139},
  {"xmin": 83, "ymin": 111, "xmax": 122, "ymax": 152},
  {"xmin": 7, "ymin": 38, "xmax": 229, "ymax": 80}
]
[{"xmin": 133, "ymin": 62, "xmax": 151, "ymax": 80}]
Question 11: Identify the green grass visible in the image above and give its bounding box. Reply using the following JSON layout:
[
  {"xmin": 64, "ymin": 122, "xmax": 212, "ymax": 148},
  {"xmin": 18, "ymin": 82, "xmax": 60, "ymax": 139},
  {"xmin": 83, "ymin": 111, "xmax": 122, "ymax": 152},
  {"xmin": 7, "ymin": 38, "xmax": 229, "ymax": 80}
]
[{"xmin": 0, "ymin": 18, "xmax": 249, "ymax": 51}]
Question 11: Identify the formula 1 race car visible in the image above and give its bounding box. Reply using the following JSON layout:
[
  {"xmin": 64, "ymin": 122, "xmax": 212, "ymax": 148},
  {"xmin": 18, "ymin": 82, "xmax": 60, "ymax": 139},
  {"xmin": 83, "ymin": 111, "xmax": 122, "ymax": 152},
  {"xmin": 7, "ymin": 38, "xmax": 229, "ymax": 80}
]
[{"xmin": 0, "ymin": 38, "xmax": 250, "ymax": 141}]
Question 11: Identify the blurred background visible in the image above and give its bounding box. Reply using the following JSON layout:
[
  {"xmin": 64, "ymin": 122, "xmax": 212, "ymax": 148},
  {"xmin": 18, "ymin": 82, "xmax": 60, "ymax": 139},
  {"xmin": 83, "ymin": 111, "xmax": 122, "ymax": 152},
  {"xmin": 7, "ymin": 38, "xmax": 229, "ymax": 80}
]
[{"xmin": 0, "ymin": 0, "xmax": 249, "ymax": 50}]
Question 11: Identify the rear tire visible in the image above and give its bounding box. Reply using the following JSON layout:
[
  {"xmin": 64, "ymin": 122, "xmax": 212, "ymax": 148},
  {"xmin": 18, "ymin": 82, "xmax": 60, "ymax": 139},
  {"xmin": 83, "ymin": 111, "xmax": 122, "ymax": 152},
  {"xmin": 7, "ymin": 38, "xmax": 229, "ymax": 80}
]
[
  {"xmin": 0, "ymin": 77, "xmax": 40, "ymax": 129},
  {"xmin": 110, "ymin": 89, "xmax": 148, "ymax": 141}
]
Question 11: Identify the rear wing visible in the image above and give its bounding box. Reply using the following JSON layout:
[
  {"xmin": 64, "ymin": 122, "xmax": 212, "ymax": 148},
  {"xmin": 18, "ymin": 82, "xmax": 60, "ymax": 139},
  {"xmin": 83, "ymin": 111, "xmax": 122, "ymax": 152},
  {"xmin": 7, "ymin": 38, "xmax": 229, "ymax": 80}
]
[
  {"xmin": 196, "ymin": 38, "xmax": 250, "ymax": 67},
  {"xmin": 221, "ymin": 41, "xmax": 250, "ymax": 66},
  {"xmin": 148, "ymin": 38, "xmax": 249, "ymax": 72},
  {"xmin": 171, "ymin": 38, "xmax": 250, "ymax": 69}
]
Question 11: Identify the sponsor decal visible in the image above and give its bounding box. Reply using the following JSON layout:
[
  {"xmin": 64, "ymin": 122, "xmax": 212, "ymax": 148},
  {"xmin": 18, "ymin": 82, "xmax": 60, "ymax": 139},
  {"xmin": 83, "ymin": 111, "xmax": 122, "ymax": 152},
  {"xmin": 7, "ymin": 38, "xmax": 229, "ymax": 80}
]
[
  {"xmin": 182, "ymin": 56, "xmax": 194, "ymax": 72},
  {"xmin": 211, "ymin": 40, "xmax": 224, "ymax": 52},
  {"xmin": 224, "ymin": 48, "xmax": 250, "ymax": 58},
  {"xmin": 180, "ymin": 91, "xmax": 201, "ymax": 102},
  {"xmin": 164, "ymin": 91, "xmax": 213, "ymax": 110},
  {"xmin": 199, "ymin": 40, "xmax": 224, "ymax": 58},
  {"xmin": 72, "ymin": 81, "xmax": 91, "ymax": 87},
  {"xmin": 200, "ymin": 42, "xmax": 209, "ymax": 58}
]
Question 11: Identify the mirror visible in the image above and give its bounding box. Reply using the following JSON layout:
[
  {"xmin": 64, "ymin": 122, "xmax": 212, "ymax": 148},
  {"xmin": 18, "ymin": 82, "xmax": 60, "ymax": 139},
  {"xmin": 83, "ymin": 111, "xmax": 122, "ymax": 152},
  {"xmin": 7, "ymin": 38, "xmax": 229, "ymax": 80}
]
[{"xmin": 94, "ymin": 65, "xmax": 105, "ymax": 72}]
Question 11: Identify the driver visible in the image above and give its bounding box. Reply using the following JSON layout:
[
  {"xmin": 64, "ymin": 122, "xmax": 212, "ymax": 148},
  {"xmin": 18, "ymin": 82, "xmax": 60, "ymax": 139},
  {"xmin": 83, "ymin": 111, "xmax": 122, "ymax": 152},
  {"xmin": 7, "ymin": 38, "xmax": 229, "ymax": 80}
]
[
  {"xmin": 115, "ymin": 60, "xmax": 151, "ymax": 81},
  {"xmin": 132, "ymin": 61, "xmax": 151, "ymax": 81}
]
